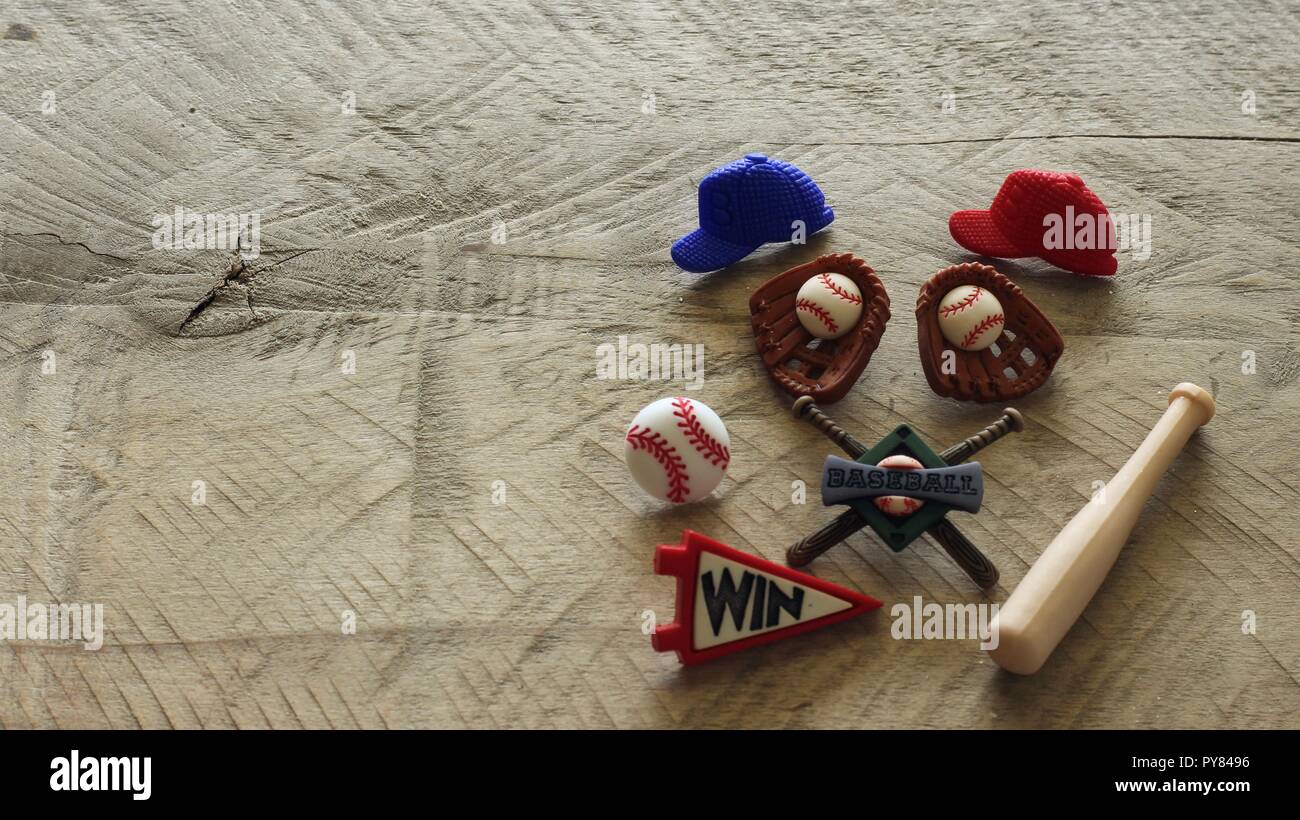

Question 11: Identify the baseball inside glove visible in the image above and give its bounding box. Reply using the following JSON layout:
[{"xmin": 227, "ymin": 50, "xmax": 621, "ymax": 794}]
[
  {"xmin": 749, "ymin": 253, "xmax": 890, "ymax": 404},
  {"xmin": 917, "ymin": 262, "xmax": 1064, "ymax": 402}
]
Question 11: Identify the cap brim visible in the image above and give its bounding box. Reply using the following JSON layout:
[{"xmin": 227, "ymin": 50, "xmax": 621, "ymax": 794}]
[
  {"xmin": 671, "ymin": 229, "xmax": 760, "ymax": 273},
  {"xmin": 949, "ymin": 209, "xmax": 1031, "ymax": 259}
]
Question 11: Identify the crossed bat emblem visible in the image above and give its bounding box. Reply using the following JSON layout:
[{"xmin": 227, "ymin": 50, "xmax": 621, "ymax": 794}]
[{"xmin": 789, "ymin": 396, "xmax": 1023, "ymax": 589}]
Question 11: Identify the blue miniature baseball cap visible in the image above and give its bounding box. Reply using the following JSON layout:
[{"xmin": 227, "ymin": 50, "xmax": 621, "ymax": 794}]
[{"xmin": 672, "ymin": 153, "xmax": 834, "ymax": 273}]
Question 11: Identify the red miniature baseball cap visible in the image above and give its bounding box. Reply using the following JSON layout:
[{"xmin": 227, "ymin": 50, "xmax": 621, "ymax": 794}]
[{"xmin": 949, "ymin": 169, "xmax": 1118, "ymax": 277}]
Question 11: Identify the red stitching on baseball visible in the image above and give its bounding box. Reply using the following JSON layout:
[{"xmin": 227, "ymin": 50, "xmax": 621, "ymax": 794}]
[
  {"xmin": 940, "ymin": 287, "xmax": 983, "ymax": 317},
  {"xmin": 671, "ymin": 397, "xmax": 730, "ymax": 468},
  {"xmin": 874, "ymin": 496, "xmax": 921, "ymax": 515},
  {"xmin": 961, "ymin": 312, "xmax": 1004, "ymax": 348},
  {"xmin": 796, "ymin": 298, "xmax": 838, "ymax": 333},
  {"xmin": 626, "ymin": 425, "xmax": 690, "ymax": 502},
  {"xmin": 819, "ymin": 272, "xmax": 862, "ymax": 305}
]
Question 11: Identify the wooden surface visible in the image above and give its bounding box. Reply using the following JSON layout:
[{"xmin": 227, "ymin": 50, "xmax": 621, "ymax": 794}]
[{"xmin": 1, "ymin": 1, "xmax": 1297, "ymax": 729}]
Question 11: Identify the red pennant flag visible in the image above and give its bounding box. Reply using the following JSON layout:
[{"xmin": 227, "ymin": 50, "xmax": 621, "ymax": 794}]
[{"xmin": 652, "ymin": 530, "xmax": 881, "ymax": 665}]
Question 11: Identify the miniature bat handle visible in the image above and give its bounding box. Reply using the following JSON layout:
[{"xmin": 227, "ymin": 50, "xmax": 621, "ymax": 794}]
[
  {"xmin": 938, "ymin": 408, "xmax": 1024, "ymax": 464},
  {"xmin": 928, "ymin": 520, "xmax": 1000, "ymax": 589},
  {"xmin": 792, "ymin": 396, "xmax": 869, "ymax": 458},
  {"xmin": 786, "ymin": 510, "xmax": 865, "ymax": 567}
]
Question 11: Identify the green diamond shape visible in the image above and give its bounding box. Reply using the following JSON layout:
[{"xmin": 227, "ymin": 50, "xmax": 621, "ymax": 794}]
[{"xmin": 846, "ymin": 424, "xmax": 955, "ymax": 552}]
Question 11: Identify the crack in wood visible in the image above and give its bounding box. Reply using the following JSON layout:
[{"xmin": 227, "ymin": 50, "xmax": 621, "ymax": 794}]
[
  {"xmin": 178, "ymin": 240, "xmax": 318, "ymax": 334},
  {"xmin": 3, "ymin": 232, "xmax": 135, "ymax": 263}
]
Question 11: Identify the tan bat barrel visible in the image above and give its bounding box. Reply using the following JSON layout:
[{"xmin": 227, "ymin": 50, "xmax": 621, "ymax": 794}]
[{"xmin": 986, "ymin": 383, "xmax": 1215, "ymax": 675}]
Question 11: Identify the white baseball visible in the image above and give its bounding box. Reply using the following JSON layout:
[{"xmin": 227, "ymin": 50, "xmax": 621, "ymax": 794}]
[
  {"xmin": 625, "ymin": 397, "xmax": 730, "ymax": 504},
  {"xmin": 937, "ymin": 285, "xmax": 1005, "ymax": 352},
  {"xmin": 873, "ymin": 454, "xmax": 925, "ymax": 517},
  {"xmin": 795, "ymin": 272, "xmax": 863, "ymax": 340}
]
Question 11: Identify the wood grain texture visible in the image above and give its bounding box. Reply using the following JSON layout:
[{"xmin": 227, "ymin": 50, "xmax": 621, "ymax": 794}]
[{"xmin": 0, "ymin": 0, "xmax": 1297, "ymax": 729}]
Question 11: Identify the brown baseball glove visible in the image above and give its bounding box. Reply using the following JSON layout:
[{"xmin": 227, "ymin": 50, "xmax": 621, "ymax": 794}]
[
  {"xmin": 917, "ymin": 262, "xmax": 1064, "ymax": 402},
  {"xmin": 749, "ymin": 253, "xmax": 890, "ymax": 404}
]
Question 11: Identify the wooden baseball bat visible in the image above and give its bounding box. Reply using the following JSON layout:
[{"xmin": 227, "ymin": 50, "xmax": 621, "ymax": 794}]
[{"xmin": 986, "ymin": 383, "xmax": 1215, "ymax": 675}]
